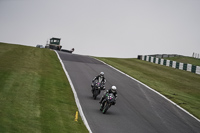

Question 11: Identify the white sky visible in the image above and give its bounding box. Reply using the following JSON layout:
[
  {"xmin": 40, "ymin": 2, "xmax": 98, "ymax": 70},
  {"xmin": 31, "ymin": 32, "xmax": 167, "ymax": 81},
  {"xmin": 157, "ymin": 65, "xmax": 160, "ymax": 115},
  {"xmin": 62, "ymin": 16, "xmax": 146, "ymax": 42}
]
[{"xmin": 0, "ymin": 0, "xmax": 200, "ymax": 58}]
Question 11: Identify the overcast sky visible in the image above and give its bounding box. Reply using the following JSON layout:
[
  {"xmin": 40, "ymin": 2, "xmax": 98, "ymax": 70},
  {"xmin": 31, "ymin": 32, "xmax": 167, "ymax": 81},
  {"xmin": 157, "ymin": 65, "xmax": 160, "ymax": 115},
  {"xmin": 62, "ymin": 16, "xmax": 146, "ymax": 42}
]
[{"xmin": 0, "ymin": 0, "xmax": 200, "ymax": 58}]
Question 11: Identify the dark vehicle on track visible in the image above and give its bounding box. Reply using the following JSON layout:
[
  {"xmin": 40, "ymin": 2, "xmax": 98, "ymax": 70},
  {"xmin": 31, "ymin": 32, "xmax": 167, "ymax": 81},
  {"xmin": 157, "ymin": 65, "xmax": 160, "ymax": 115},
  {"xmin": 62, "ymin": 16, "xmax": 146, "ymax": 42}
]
[
  {"xmin": 92, "ymin": 80, "xmax": 103, "ymax": 99},
  {"xmin": 100, "ymin": 93, "xmax": 115, "ymax": 114},
  {"xmin": 47, "ymin": 37, "xmax": 62, "ymax": 50}
]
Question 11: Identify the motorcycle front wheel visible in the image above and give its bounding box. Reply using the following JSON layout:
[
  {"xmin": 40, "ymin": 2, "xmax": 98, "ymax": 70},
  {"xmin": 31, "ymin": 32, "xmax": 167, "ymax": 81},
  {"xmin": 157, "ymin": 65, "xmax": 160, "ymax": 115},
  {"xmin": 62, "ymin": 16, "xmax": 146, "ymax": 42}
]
[
  {"xmin": 102, "ymin": 102, "xmax": 110, "ymax": 114},
  {"xmin": 93, "ymin": 89, "xmax": 98, "ymax": 99}
]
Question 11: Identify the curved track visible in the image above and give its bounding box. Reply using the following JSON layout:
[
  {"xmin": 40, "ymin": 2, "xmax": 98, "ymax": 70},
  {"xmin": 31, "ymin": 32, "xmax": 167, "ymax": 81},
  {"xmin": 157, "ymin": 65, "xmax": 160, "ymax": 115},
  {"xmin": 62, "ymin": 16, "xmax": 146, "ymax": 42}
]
[{"xmin": 57, "ymin": 51, "xmax": 200, "ymax": 133}]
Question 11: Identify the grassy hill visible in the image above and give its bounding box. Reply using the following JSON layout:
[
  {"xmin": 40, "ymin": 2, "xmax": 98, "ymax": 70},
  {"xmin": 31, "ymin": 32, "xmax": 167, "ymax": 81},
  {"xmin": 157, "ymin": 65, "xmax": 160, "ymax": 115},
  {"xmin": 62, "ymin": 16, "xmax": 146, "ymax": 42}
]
[
  {"xmin": 95, "ymin": 57, "xmax": 200, "ymax": 120},
  {"xmin": 0, "ymin": 42, "xmax": 88, "ymax": 133}
]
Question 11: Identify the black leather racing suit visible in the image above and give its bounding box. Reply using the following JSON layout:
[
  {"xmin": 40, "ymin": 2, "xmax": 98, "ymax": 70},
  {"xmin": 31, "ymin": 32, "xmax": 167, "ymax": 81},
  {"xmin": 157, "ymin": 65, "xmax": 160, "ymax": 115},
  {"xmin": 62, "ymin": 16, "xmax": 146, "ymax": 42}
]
[
  {"xmin": 99, "ymin": 88, "xmax": 117, "ymax": 105},
  {"xmin": 91, "ymin": 75, "xmax": 106, "ymax": 91}
]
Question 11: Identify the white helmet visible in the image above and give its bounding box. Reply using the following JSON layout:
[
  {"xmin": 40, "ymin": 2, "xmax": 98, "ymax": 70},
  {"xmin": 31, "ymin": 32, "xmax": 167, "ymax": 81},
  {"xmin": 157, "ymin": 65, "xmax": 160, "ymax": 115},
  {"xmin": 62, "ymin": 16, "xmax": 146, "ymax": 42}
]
[
  {"xmin": 100, "ymin": 72, "xmax": 104, "ymax": 76},
  {"xmin": 111, "ymin": 86, "xmax": 117, "ymax": 93}
]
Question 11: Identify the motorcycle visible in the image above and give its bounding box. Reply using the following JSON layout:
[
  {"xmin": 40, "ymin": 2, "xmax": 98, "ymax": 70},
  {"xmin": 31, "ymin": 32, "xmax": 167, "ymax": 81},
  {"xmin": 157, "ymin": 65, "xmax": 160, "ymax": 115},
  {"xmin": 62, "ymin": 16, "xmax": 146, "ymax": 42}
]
[
  {"xmin": 100, "ymin": 93, "xmax": 115, "ymax": 114},
  {"xmin": 92, "ymin": 80, "xmax": 104, "ymax": 99}
]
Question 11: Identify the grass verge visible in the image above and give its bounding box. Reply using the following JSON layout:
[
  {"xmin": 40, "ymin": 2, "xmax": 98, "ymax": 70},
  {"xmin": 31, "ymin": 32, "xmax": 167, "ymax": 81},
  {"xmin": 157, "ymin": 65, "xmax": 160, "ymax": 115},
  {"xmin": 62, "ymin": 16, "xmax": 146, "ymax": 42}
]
[
  {"xmin": 95, "ymin": 57, "xmax": 200, "ymax": 119},
  {"xmin": 0, "ymin": 42, "xmax": 88, "ymax": 133}
]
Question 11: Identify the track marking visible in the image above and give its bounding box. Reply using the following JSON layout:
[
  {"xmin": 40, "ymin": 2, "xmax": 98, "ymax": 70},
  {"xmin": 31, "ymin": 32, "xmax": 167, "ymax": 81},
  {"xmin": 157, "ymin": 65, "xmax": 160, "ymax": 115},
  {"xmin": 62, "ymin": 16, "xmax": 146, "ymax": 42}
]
[{"xmin": 75, "ymin": 111, "xmax": 78, "ymax": 122}]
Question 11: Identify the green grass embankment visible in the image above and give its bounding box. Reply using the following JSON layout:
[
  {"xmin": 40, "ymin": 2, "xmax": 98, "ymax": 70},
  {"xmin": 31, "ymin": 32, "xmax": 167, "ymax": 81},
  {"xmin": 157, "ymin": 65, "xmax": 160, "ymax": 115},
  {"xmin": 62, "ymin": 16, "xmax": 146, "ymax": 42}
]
[
  {"xmin": 95, "ymin": 57, "xmax": 200, "ymax": 119},
  {"xmin": 0, "ymin": 42, "xmax": 88, "ymax": 133}
]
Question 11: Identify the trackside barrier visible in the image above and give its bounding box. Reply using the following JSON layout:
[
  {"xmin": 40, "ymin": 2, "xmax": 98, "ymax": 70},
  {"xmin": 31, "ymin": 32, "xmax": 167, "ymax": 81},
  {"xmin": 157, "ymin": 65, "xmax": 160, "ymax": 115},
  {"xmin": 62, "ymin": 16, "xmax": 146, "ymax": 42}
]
[{"xmin": 138, "ymin": 55, "xmax": 200, "ymax": 75}]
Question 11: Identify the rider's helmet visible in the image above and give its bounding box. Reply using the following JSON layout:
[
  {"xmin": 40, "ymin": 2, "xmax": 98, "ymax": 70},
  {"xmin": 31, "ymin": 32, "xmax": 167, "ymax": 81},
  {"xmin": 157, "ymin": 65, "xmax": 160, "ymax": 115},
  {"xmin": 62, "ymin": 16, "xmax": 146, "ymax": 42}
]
[
  {"xmin": 111, "ymin": 86, "xmax": 117, "ymax": 93},
  {"xmin": 100, "ymin": 72, "xmax": 104, "ymax": 77}
]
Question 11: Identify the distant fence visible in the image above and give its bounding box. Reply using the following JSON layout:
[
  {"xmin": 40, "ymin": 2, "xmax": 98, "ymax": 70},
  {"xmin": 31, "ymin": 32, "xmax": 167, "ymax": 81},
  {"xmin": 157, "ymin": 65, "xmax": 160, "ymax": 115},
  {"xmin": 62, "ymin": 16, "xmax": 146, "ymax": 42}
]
[
  {"xmin": 137, "ymin": 55, "xmax": 200, "ymax": 75},
  {"xmin": 148, "ymin": 54, "xmax": 183, "ymax": 58},
  {"xmin": 192, "ymin": 52, "xmax": 200, "ymax": 59}
]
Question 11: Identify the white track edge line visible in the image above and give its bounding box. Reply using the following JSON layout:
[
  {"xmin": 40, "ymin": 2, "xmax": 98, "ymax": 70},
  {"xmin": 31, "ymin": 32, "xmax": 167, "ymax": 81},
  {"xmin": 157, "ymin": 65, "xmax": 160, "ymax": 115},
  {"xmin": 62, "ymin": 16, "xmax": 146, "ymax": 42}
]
[
  {"xmin": 95, "ymin": 58, "xmax": 200, "ymax": 123},
  {"xmin": 55, "ymin": 51, "xmax": 92, "ymax": 133}
]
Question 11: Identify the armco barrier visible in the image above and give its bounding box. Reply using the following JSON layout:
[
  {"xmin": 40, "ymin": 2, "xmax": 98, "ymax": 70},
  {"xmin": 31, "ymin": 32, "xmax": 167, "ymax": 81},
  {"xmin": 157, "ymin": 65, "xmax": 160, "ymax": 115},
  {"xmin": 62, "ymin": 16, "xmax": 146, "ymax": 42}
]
[
  {"xmin": 149, "ymin": 54, "xmax": 183, "ymax": 58},
  {"xmin": 138, "ymin": 55, "xmax": 200, "ymax": 75}
]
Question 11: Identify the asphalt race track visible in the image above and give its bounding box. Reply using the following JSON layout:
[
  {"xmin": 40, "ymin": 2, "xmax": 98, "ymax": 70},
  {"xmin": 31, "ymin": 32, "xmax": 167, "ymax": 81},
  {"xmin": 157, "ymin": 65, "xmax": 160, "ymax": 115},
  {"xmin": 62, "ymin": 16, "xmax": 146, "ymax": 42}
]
[{"xmin": 57, "ymin": 51, "xmax": 200, "ymax": 133}]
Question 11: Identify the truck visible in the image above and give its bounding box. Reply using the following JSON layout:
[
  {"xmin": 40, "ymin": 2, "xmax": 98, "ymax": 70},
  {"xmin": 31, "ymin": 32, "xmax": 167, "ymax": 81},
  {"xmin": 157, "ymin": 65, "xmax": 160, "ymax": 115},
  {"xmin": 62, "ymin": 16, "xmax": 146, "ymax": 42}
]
[{"xmin": 46, "ymin": 37, "xmax": 62, "ymax": 50}]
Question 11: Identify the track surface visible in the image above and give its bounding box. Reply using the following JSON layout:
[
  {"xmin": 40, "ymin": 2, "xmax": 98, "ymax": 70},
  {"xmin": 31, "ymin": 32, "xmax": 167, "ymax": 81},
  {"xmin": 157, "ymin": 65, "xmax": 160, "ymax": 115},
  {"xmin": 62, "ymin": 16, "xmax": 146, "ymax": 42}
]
[{"xmin": 57, "ymin": 51, "xmax": 200, "ymax": 133}]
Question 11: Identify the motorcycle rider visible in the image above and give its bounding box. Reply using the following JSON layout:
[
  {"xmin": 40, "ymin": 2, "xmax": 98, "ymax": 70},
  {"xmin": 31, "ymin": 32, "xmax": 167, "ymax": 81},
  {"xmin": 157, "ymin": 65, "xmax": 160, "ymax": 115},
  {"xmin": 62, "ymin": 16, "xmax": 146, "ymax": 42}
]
[
  {"xmin": 91, "ymin": 72, "xmax": 106, "ymax": 92},
  {"xmin": 99, "ymin": 86, "xmax": 118, "ymax": 105}
]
